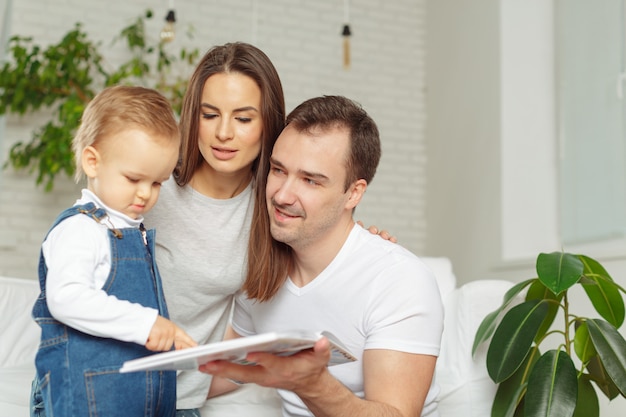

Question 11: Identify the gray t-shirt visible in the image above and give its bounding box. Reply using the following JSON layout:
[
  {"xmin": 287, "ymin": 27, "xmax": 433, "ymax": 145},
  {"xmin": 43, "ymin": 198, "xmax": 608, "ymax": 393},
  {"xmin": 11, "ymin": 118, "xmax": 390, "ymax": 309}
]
[{"xmin": 144, "ymin": 178, "xmax": 254, "ymax": 409}]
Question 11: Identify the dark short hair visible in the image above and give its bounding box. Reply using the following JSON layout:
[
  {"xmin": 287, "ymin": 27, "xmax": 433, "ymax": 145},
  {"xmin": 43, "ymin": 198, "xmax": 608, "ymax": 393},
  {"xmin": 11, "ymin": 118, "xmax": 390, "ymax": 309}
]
[{"xmin": 285, "ymin": 95, "xmax": 381, "ymax": 190}]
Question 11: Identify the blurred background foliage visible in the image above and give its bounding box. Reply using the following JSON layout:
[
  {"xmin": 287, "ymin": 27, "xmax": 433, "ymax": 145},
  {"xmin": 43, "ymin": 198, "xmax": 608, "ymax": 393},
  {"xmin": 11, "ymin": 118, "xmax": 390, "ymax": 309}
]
[{"xmin": 0, "ymin": 9, "xmax": 198, "ymax": 191}]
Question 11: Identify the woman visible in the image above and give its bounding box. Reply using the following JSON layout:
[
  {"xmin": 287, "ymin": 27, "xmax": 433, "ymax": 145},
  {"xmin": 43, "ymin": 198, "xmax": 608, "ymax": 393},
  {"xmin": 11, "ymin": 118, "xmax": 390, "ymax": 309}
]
[
  {"xmin": 144, "ymin": 42, "xmax": 285, "ymax": 415},
  {"xmin": 146, "ymin": 42, "xmax": 389, "ymax": 415}
]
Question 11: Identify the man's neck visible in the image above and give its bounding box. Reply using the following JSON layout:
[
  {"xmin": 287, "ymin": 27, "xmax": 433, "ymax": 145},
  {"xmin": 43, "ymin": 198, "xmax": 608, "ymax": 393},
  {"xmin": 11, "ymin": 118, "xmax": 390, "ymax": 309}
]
[{"xmin": 289, "ymin": 220, "xmax": 355, "ymax": 288}]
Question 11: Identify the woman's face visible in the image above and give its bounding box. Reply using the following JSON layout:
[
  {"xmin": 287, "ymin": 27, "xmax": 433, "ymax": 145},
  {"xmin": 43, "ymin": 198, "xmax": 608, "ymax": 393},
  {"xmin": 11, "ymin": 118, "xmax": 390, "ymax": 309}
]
[{"xmin": 197, "ymin": 72, "xmax": 263, "ymax": 177}]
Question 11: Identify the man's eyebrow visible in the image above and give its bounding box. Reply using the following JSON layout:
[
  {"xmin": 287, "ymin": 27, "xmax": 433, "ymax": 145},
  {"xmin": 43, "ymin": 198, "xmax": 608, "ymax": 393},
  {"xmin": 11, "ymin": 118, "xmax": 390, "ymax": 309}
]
[
  {"xmin": 270, "ymin": 157, "xmax": 329, "ymax": 182},
  {"xmin": 200, "ymin": 103, "xmax": 259, "ymax": 113},
  {"xmin": 300, "ymin": 170, "xmax": 329, "ymax": 183}
]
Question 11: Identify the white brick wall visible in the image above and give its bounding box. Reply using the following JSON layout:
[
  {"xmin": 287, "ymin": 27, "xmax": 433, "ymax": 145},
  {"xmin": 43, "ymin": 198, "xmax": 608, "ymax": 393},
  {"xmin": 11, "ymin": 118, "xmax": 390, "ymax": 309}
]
[{"xmin": 0, "ymin": 0, "xmax": 425, "ymax": 279}]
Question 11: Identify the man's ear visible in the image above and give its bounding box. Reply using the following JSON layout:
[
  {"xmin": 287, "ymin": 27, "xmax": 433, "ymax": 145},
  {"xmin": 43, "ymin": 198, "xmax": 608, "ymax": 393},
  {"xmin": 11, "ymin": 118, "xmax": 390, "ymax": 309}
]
[
  {"xmin": 346, "ymin": 179, "xmax": 367, "ymax": 210},
  {"xmin": 81, "ymin": 146, "xmax": 100, "ymax": 179}
]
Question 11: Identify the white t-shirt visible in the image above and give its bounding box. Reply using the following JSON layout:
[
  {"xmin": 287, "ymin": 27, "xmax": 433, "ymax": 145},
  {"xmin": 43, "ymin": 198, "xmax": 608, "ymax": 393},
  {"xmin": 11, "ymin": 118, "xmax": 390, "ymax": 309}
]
[
  {"xmin": 42, "ymin": 189, "xmax": 158, "ymax": 345},
  {"xmin": 232, "ymin": 224, "xmax": 444, "ymax": 417}
]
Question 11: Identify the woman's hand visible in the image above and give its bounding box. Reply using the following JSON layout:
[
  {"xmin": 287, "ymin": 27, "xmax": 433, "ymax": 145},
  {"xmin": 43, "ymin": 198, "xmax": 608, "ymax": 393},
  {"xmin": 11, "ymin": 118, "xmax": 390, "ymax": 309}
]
[{"xmin": 357, "ymin": 221, "xmax": 397, "ymax": 243}]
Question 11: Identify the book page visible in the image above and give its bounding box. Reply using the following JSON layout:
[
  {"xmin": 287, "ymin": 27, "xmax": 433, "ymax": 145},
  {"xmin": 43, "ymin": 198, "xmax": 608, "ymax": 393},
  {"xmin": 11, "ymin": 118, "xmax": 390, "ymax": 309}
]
[{"xmin": 120, "ymin": 330, "xmax": 356, "ymax": 373}]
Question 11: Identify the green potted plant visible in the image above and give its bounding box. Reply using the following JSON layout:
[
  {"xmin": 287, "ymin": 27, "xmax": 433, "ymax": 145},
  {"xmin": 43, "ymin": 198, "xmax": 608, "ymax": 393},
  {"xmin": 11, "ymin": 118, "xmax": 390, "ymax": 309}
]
[
  {"xmin": 0, "ymin": 10, "xmax": 198, "ymax": 191},
  {"xmin": 473, "ymin": 251, "xmax": 626, "ymax": 416}
]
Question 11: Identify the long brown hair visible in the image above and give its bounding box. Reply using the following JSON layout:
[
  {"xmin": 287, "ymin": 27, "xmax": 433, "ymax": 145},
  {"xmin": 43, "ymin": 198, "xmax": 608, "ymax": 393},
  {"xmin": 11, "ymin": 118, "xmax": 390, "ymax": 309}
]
[
  {"xmin": 244, "ymin": 95, "xmax": 381, "ymax": 301},
  {"xmin": 175, "ymin": 43, "xmax": 286, "ymax": 302},
  {"xmin": 175, "ymin": 42, "xmax": 285, "ymax": 187}
]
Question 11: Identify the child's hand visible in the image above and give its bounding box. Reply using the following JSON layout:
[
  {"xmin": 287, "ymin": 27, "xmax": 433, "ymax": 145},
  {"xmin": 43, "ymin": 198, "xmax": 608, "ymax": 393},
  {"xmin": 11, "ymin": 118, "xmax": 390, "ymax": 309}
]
[
  {"xmin": 174, "ymin": 326, "xmax": 197, "ymax": 350},
  {"xmin": 146, "ymin": 316, "xmax": 197, "ymax": 351}
]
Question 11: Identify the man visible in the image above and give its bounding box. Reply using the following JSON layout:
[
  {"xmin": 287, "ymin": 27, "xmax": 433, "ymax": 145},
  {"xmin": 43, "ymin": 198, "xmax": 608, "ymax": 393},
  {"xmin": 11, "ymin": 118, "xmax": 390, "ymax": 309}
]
[{"xmin": 202, "ymin": 95, "xmax": 444, "ymax": 417}]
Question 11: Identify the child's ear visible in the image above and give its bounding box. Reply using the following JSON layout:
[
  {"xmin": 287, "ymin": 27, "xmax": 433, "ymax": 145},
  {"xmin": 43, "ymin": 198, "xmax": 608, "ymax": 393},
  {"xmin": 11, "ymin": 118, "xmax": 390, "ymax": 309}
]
[{"xmin": 81, "ymin": 146, "xmax": 100, "ymax": 178}]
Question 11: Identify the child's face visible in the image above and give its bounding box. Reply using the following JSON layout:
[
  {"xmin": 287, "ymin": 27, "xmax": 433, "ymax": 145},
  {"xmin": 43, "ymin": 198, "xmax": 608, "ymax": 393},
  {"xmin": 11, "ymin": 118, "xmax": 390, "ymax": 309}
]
[{"xmin": 84, "ymin": 128, "xmax": 179, "ymax": 219}]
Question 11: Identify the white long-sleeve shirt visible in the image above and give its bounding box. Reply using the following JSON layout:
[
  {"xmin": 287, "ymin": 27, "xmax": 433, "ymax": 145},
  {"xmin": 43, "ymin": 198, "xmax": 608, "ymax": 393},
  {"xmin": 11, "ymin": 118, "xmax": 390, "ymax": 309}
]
[{"xmin": 42, "ymin": 189, "xmax": 158, "ymax": 345}]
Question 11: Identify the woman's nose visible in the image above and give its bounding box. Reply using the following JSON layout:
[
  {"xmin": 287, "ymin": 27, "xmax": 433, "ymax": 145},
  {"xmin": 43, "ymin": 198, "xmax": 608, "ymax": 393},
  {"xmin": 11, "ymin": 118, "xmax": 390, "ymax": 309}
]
[{"xmin": 216, "ymin": 118, "xmax": 234, "ymax": 141}]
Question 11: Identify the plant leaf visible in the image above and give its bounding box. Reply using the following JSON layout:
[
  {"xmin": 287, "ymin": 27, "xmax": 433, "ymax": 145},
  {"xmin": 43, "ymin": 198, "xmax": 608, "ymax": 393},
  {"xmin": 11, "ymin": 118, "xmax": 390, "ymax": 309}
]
[
  {"xmin": 573, "ymin": 374, "xmax": 599, "ymax": 417},
  {"xmin": 578, "ymin": 254, "xmax": 613, "ymax": 280},
  {"xmin": 586, "ymin": 355, "xmax": 621, "ymax": 400},
  {"xmin": 525, "ymin": 350, "xmax": 578, "ymax": 417},
  {"xmin": 574, "ymin": 321, "xmax": 597, "ymax": 363},
  {"xmin": 491, "ymin": 348, "xmax": 539, "ymax": 417},
  {"xmin": 474, "ymin": 309, "xmax": 501, "ymax": 357},
  {"xmin": 487, "ymin": 299, "xmax": 549, "ymax": 383},
  {"xmin": 526, "ymin": 280, "xmax": 563, "ymax": 342},
  {"xmin": 492, "ymin": 381, "xmax": 525, "ymax": 417},
  {"xmin": 473, "ymin": 278, "xmax": 534, "ymax": 356},
  {"xmin": 536, "ymin": 252, "xmax": 583, "ymax": 295},
  {"xmin": 579, "ymin": 255, "xmax": 625, "ymax": 328},
  {"xmin": 586, "ymin": 318, "xmax": 626, "ymax": 396},
  {"xmin": 513, "ymin": 398, "xmax": 525, "ymax": 417},
  {"xmin": 0, "ymin": 10, "xmax": 198, "ymax": 191}
]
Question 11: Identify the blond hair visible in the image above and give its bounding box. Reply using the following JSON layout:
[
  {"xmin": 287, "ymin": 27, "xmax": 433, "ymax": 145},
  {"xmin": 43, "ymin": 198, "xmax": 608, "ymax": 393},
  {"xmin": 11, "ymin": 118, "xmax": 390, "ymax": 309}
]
[{"xmin": 72, "ymin": 85, "xmax": 179, "ymax": 182}]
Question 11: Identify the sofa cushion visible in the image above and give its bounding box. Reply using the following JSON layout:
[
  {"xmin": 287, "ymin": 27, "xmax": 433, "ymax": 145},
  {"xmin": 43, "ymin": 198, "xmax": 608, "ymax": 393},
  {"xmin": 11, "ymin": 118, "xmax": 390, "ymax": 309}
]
[
  {"xmin": 0, "ymin": 363, "xmax": 37, "ymax": 416},
  {"xmin": 0, "ymin": 277, "xmax": 40, "ymax": 417},
  {"xmin": 420, "ymin": 257, "xmax": 457, "ymax": 301},
  {"xmin": 0, "ymin": 277, "xmax": 40, "ymax": 368},
  {"xmin": 201, "ymin": 384, "xmax": 282, "ymax": 416},
  {"xmin": 436, "ymin": 279, "xmax": 516, "ymax": 417}
]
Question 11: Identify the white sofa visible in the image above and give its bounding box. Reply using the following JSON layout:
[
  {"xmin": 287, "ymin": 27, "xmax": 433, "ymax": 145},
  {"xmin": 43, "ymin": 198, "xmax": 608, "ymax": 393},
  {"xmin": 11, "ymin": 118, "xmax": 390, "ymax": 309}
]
[
  {"xmin": 0, "ymin": 258, "xmax": 514, "ymax": 417},
  {"xmin": 0, "ymin": 277, "xmax": 41, "ymax": 417}
]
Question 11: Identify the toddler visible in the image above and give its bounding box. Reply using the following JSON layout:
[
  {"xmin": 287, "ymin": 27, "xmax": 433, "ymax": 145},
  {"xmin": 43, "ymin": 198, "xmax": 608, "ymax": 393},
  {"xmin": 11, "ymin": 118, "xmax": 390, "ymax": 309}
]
[{"xmin": 31, "ymin": 85, "xmax": 196, "ymax": 417}]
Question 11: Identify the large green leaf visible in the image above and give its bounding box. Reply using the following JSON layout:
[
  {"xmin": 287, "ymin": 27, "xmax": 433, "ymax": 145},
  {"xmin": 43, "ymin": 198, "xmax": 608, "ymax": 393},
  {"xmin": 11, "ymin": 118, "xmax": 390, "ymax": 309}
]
[
  {"xmin": 492, "ymin": 381, "xmax": 525, "ymax": 417},
  {"xmin": 474, "ymin": 309, "xmax": 501, "ymax": 357},
  {"xmin": 586, "ymin": 319, "xmax": 626, "ymax": 396},
  {"xmin": 513, "ymin": 398, "xmax": 525, "ymax": 417},
  {"xmin": 525, "ymin": 350, "xmax": 578, "ymax": 417},
  {"xmin": 579, "ymin": 256, "xmax": 624, "ymax": 328},
  {"xmin": 473, "ymin": 278, "xmax": 534, "ymax": 356},
  {"xmin": 578, "ymin": 254, "xmax": 612, "ymax": 280},
  {"xmin": 573, "ymin": 374, "xmax": 599, "ymax": 417},
  {"xmin": 491, "ymin": 348, "xmax": 539, "ymax": 417},
  {"xmin": 574, "ymin": 321, "xmax": 597, "ymax": 364},
  {"xmin": 487, "ymin": 299, "xmax": 549, "ymax": 383},
  {"xmin": 586, "ymin": 355, "xmax": 621, "ymax": 400},
  {"xmin": 536, "ymin": 252, "xmax": 583, "ymax": 295},
  {"xmin": 526, "ymin": 280, "xmax": 563, "ymax": 342}
]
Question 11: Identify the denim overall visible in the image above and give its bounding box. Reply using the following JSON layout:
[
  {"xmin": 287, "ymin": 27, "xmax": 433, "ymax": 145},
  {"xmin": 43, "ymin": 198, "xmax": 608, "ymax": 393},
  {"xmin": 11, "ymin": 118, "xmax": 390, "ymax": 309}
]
[{"xmin": 31, "ymin": 203, "xmax": 176, "ymax": 417}]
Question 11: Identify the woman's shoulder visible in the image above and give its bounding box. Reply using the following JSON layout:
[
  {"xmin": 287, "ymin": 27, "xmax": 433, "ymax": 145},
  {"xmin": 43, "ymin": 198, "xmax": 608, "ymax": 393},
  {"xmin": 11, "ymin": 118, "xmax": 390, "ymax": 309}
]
[
  {"xmin": 159, "ymin": 177, "xmax": 184, "ymax": 199},
  {"xmin": 150, "ymin": 179, "xmax": 186, "ymax": 213}
]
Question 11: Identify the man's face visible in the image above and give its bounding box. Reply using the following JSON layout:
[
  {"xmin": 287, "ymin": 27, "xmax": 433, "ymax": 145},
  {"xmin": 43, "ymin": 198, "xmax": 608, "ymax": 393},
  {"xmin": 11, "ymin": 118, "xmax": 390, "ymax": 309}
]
[{"xmin": 266, "ymin": 124, "xmax": 353, "ymax": 251}]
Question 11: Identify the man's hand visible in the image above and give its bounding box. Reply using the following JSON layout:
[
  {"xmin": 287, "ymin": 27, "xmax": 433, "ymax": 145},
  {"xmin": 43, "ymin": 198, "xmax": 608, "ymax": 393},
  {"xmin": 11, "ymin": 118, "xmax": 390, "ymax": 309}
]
[
  {"xmin": 200, "ymin": 335, "xmax": 435, "ymax": 417},
  {"xmin": 199, "ymin": 337, "xmax": 331, "ymax": 393}
]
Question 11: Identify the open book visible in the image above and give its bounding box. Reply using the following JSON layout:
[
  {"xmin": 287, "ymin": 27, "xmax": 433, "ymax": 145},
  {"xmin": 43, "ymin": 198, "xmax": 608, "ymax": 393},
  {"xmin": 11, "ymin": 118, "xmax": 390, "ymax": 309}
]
[{"xmin": 120, "ymin": 330, "xmax": 356, "ymax": 373}]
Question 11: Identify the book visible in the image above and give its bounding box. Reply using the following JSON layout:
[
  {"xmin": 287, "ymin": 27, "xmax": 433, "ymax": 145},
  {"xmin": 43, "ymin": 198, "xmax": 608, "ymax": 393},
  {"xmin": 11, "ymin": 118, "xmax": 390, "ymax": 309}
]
[{"xmin": 119, "ymin": 330, "xmax": 357, "ymax": 373}]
